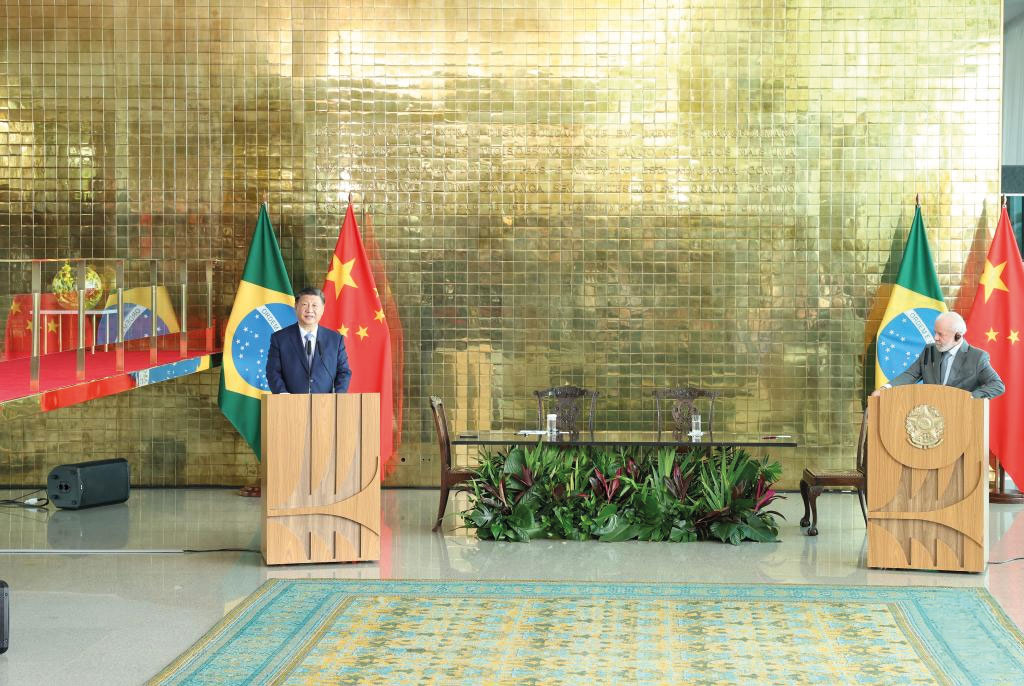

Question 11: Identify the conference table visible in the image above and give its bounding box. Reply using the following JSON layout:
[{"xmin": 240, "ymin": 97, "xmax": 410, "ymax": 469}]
[{"xmin": 451, "ymin": 430, "xmax": 798, "ymax": 451}]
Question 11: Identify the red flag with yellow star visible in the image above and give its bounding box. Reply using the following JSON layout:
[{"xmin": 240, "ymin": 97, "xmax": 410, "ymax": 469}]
[
  {"xmin": 965, "ymin": 206, "xmax": 1024, "ymax": 488},
  {"xmin": 4, "ymin": 293, "xmax": 95, "ymax": 359},
  {"xmin": 361, "ymin": 211, "xmax": 405, "ymax": 466},
  {"xmin": 321, "ymin": 204, "xmax": 395, "ymax": 471}
]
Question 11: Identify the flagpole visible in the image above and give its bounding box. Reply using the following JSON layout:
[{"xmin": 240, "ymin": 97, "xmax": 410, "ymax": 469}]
[
  {"xmin": 263, "ymin": 195, "xmax": 278, "ymax": 244},
  {"xmin": 991, "ymin": 464, "xmax": 1024, "ymax": 503}
]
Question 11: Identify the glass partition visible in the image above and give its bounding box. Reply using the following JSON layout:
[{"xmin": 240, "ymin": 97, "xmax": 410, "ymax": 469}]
[{"xmin": 0, "ymin": 258, "xmax": 219, "ymax": 400}]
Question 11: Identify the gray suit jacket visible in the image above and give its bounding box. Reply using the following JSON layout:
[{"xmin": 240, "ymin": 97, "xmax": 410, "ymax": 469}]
[{"xmin": 890, "ymin": 341, "xmax": 1005, "ymax": 399}]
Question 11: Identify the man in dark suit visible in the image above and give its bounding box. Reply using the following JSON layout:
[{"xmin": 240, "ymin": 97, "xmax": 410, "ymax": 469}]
[
  {"xmin": 266, "ymin": 287, "xmax": 351, "ymax": 394},
  {"xmin": 872, "ymin": 311, "xmax": 1004, "ymax": 399}
]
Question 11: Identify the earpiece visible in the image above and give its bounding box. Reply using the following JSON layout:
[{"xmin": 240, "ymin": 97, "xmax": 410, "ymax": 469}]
[{"xmin": 954, "ymin": 332, "xmax": 962, "ymax": 342}]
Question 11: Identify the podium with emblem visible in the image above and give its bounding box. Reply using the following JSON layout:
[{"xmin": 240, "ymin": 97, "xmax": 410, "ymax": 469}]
[
  {"xmin": 260, "ymin": 392, "xmax": 380, "ymax": 565},
  {"xmin": 866, "ymin": 385, "xmax": 988, "ymax": 572}
]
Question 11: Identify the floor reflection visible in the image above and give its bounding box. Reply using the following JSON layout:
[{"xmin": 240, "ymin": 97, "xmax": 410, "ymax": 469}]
[
  {"xmin": 0, "ymin": 487, "xmax": 1020, "ymax": 686},
  {"xmin": 47, "ymin": 503, "xmax": 131, "ymax": 549}
]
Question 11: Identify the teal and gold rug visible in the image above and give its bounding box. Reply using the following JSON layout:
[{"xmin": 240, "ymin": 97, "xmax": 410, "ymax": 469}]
[{"xmin": 150, "ymin": 580, "xmax": 1024, "ymax": 685}]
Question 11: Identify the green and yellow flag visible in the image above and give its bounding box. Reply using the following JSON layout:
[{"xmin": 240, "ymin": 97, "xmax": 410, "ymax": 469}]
[
  {"xmin": 874, "ymin": 206, "xmax": 947, "ymax": 388},
  {"xmin": 218, "ymin": 204, "xmax": 295, "ymax": 458}
]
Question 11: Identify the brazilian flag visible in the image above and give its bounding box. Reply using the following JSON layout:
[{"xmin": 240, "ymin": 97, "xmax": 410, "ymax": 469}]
[
  {"xmin": 218, "ymin": 204, "xmax": 296, "ymax": 459},
  {"xmin": 874, "ymin": 206, "xmax": 947, "ymax": 388}
]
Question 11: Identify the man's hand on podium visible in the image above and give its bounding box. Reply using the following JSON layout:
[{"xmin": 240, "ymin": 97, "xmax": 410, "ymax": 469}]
[{"xmin": 870, "ymin": 384, "xmax": 891, "ymax": 398}]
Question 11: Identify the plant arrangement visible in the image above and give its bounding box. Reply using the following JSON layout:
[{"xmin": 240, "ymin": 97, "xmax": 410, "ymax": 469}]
[{"xmin": 464, "ymin": 443, "xmax": 783, "ymax": 544}]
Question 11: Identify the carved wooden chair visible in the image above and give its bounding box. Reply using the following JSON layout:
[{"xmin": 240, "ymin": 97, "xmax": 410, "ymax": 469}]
[
  {"xmin": 653, "ymin": 387, "xmax": 720, "ymax": 440},
  {"xmin": 534, "ymin": 385, "xmax": 599, "ymax": 434},
  {"xmin": 430, "ymin": 396, "xmax": 473, "ymax": 532},
  {"xmin": 799, "ymin": 408, "xmax": 868, "ymax": 536}
]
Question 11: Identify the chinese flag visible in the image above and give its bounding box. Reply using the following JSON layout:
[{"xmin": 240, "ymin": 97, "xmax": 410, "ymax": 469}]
[
  {"xmin": 361, "ymin": 211, "xmax": 405, "ymax": 462},
  {"xmin": 965, "ymin": 206, "xmax": 1024, "ymax": 489},
  {"xmin": 4, "ymin": 293, "xmax": 95, "ymax": 360},
  {"xmin": 321, "ymin": 204, "xmax": 395, "ymax": 473}
]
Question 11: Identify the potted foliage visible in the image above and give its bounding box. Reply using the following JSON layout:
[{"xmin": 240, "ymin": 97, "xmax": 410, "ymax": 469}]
[{"xmin": 463, "ymin": 444, "xmax": 783, "ymax": 544}]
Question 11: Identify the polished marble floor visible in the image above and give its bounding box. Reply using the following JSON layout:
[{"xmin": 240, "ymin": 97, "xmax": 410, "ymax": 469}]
[{"xmin": 0, "ymin": 488, "xmax": 1022, "ymax": 685}]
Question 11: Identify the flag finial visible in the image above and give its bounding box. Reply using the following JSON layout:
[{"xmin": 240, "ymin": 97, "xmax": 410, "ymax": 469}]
[
  {"xmin": 262, "ymin": 194, "xmax": 269, "ymax": 210},
  {"xmin": 348, "ymin": 191, "xmax": 352, "ymax": 205},
  {"xmin": 1003, "ymin": 195, "xmax": 1007, "ymax": 208},
  {"xmin": 915, "ymin": 194, "xmax": 920, "ymax": 208}
]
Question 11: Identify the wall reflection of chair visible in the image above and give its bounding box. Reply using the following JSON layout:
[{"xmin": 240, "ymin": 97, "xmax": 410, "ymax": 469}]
[
  {"xmin": 534, "ymin": 385, "xmax": 598, "ymax": 434},
  {"xmin": 653, "ymin": 387, "xmax": 720, "ymax": 439},
  {"xmin": 799, "ymin": 409, "xmax": 868, "ymax": 536},
  {"xmin": 430, "ymin": 396, "xmax": 473, "ymax": 532}
]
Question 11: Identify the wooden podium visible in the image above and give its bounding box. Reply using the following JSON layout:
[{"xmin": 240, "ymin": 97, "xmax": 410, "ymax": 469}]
[
  {"xmin": 260, "ymin": 392, "xmax": 380, "ymax": 565},
  {"xmin": 867, "ymin": 385, "xmax": 988, "ymax": 573}
]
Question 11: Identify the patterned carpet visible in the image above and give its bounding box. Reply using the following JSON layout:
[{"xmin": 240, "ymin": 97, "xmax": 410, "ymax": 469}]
[{"xmin": 150, "ymin": 580, "xmax": 1024, "ymax": 685}]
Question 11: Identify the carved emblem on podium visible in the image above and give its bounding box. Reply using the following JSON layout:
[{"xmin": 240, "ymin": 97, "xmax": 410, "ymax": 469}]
[{"xmin": 905, "ymin": 404, "xmax": 944, "ymax": 449}]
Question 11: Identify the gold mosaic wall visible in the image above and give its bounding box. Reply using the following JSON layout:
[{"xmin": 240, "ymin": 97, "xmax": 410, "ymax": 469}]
[{"xmin": 0, "ymin": 1, "xmax": 1003, "ymax": 488}]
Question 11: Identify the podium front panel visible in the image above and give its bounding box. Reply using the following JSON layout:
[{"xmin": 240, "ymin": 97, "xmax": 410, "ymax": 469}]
[
  {"xmin": 867, "ymin": 386, "xmax": 987, "ymax": 573},
  {"xmin": 261, "ymin": 392, "xmax": 380, "ymax": 565}
]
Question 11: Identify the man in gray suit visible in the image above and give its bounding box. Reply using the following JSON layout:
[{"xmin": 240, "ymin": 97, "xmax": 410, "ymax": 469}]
[{"xmin": 872, "ymin": 311, "xmax": 1004, "ymax": 399}]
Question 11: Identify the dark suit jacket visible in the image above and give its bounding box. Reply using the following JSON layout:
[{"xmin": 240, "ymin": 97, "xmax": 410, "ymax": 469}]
[
  {"xmin": 265, "ymin": 323, "xmax": 351, "ymax": 394},
  {"xmin": 890, "ymin": 341, "xmax": 1005, "ymax": 399}
]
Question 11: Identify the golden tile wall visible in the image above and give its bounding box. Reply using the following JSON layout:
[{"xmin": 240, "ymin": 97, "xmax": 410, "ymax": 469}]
[{"xmin": 0, "ymin": 1, "xmax": 1003, "ymax": 488}]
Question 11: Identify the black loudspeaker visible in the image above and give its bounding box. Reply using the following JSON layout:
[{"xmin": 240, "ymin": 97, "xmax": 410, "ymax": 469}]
[
  {"xmin": 1, "ymin": 579, "xmax": 8, "ymax": 654},
  {"xmin": 47, "ymin": 458, "xmax": 130, "ymax": 510}
]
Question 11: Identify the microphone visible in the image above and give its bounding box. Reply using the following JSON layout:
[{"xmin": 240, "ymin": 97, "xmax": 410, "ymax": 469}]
[
  {"xmin": 306, "ymin": 338, "xmax": 314, "ymax": 393},
  {"xmin": 317, "ymin": 341, "xmax": 330, "ymax": 376},
  {"xmin": 311, "ymin": 340, "xmax": 328, "ymax": 392}
]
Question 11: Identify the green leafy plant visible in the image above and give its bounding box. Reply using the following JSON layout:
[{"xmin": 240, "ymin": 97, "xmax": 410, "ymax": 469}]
[
  {"xmin": 690, "ymin": 449, "xmax": 786, "ymax": 544},
  {"xmin": 464, "ymin": 444, "xmax": 783, "ymax": 545},
  {"xmin": 465, "ymin": 448, "xmax": 542, "ymax": 541}
]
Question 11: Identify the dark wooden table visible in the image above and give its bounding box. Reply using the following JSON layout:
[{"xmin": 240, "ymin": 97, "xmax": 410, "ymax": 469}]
[{"xmin": 451, "ymin": 430, "xmax": 797, "ymax": 449}]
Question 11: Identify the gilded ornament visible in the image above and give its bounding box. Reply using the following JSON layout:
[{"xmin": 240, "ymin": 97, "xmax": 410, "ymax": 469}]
[
  {"xmin": 905, "ymin": 404, "xmax": 944, "ymax": 449},
  {"xmin": 51, "ymin": 262, "xmax": 105, "ymax": 310}
]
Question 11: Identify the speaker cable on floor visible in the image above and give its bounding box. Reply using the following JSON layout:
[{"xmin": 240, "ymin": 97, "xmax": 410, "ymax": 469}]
[{"xmin": 0, "ymin": 489, "xmax": 49, "ymax": 510}]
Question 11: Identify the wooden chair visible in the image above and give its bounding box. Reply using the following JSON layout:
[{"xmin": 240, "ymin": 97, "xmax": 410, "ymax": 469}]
[
  {"xmin": 430, "ymin": 396, "xmax": 473, "ymax": 532},
  {"xmin": 534, "ymin": 385, "xmax": 598, "ymax": 434},
  {"xmin": 653, "ymin": 387, "xmax": 720, "ymax": 439},
  {"xmin": 799, "ymin": 409, "xmax": 868, "ymax": 536}
]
